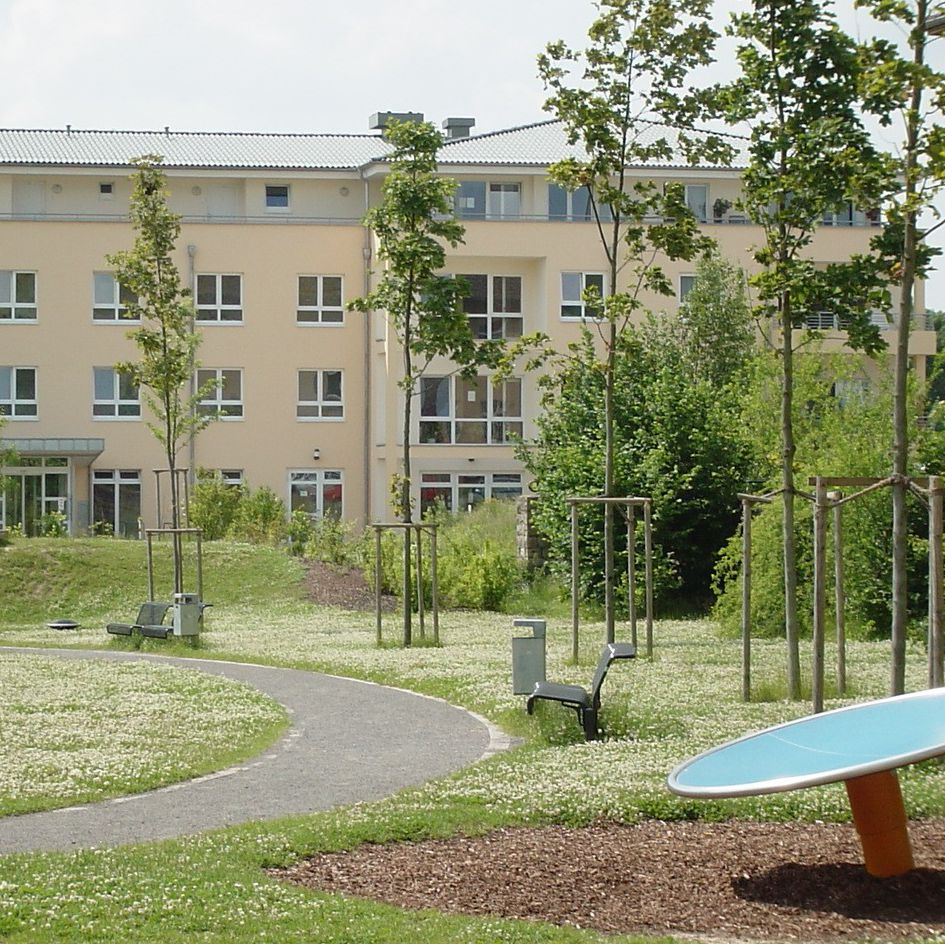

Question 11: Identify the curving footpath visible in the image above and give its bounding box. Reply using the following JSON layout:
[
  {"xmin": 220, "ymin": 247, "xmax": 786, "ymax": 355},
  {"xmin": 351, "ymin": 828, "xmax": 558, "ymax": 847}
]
[{"xmin": 0, "ymin": 648, "xmax": 511, "ymax": 854}]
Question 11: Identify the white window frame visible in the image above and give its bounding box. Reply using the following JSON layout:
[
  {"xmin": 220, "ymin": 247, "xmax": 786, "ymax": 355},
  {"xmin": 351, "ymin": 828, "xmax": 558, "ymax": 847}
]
[
  {"xmin": 91, "ymin": 469, "xmax": 141, "ymax": 537},
  {"xmin": 219, "ymin": 469, "xmax": 244, "ymax": 487},
  {"xmin": 0, "ymin": 271, "xmax": 37, "ymax": 322},
  {"xmin": 196, "ymin": 273, "xmax": 243, "ymax": 323},
  {"xmin": 487, "ymin": 182, "xmax": 521, "ymax": 219},
  {"xmin": 560, "ymin": 271, "xmax": 606, "ymax": 321},
  {"xmin": 0, "ymin": 366, "xmax": 37, "ymax": 419},
  {"xmin": 93, "ymin": 367, "xmax": 140, "ymax": 420},
  {"xmin": 679, "ymin": 274, "xmax": 697, "ymax": 303},
  {"xmin": 297, "ymin": 275, "xmax": 344, "ymax": 325},
  {"xmin": 419, "ymin": 471, "xmax": 523, "ymax": 515},
  {"xmin": 684, "ymin": 184, "xmax": 708, "ymax": 223},
  {"xmin": 461, "ymin": 274, "xmax": 523, "ymax": 340},
  {"xmin": 265, "ymin": 184, "xmax": 290, "ymax": 211},
  {"xmin": 197, "ymin": 368, "xmax": 244, "ymax": 419},
  {"xmin": 297, "ymin": 369, "xmax": 344, "ymax": 420},
  {"xmin": 419, "ymin": 375, "xmax": 523, "ymax": 445},
  {"xmin": 92, "ymin": 271, "xmax": 139, "ymax": 323},
  {"xmin": 288, "ymin": 469, "xmax": 344, "ymax": 520}
]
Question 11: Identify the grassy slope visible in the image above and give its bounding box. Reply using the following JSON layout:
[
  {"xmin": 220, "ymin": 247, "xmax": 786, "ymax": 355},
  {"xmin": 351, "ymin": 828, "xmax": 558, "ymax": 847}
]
[{"xmin": 1, "ymin": 537, "xmax": 942, "ymax": 943}]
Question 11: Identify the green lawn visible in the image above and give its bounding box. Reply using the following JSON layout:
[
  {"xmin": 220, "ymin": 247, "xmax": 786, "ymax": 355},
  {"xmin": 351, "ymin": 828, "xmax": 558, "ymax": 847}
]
[{"xmin": 1, "ymin": 537, "xmax": 942, "ymax": 943}]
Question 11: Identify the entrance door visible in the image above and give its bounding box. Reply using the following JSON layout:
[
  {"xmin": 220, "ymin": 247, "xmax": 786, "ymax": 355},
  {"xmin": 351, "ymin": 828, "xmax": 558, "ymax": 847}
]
[{"xmin": 2, "ymin": 468, "xmax": 69, "ymax": 535}]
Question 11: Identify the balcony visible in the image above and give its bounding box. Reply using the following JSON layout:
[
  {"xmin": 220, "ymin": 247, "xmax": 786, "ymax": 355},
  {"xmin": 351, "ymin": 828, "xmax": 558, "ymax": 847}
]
[{"xmin": 803, "ymin": 311, "xmax": 933, "ymax": 332}]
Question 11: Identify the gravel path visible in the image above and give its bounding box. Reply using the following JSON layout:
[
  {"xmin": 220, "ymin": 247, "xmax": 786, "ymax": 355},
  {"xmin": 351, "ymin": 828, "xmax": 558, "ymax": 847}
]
[{"xmin": 0, "ymin": 648, "xmax": 507, "ymax": 854}]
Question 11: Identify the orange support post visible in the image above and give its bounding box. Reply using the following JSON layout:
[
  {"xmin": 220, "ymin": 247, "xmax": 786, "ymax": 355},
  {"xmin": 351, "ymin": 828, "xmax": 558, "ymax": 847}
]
[{"xmin": 844, "ymin": 770, "xmax": 915, "ymax": 877}]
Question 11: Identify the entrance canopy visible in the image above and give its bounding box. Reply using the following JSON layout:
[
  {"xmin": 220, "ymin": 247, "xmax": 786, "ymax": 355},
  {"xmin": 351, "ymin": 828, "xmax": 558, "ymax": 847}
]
[{"xmin": 1, "ymin": 438, "xmax": 104, "ymax": 466}]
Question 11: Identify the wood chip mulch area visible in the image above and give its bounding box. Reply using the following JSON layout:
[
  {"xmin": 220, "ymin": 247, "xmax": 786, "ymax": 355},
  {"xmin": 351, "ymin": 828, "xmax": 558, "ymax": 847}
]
[
  {"xmin": 302, "ymin": 560, "xmax": 396, "ymax": 611},
  {"xmin": 270, "ymin": 819, "xmax": 945, "ymax": 942}
]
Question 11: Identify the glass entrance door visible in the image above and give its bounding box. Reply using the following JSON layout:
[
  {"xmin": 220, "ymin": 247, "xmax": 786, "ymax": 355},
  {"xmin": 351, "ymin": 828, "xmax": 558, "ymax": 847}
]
[{"xmin": 1, "ymin": 465, "xmax": 69, "ymax": 535}]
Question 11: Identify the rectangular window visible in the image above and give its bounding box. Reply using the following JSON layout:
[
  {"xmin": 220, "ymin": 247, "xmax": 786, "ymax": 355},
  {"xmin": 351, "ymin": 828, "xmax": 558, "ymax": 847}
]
[
  {"xmin": 0, "ymin": 367, "xmax": 37, "ymax": 418},
  {"xmin": 0, "ymin": 271, "xmax": 37, "ymax": 321},
  {"xmin": 297, "ymin": 369, "xmax": 343, "ymax": 420},
  {"xmin": 265, "ymin": 185, "xmax": 290, "ymax": 209},
  {"xmin": 92, "ymin": 469, "xmax": 141, "ymax": 537},
  {"xmin": 419, "ymin": 376, "xmax": 523, "ymax": 445},
  {"xmin": 289, "ymin": 469, "xmax": 343, "ymax": 520},
  {"xmin": 823, "ymin": 202, "xmax": 855, "ymax": 226},
  {"xmin": 685, "ymin": 184, "xmax": 708, "ymax": 222},
  {"xmin": 297, "ymin": 275, "xmax": 344, "ymax": 324},
  {"xmin": 547, "ymin": 184, "xmax": 612, "ymax": 223},
  {"xmin": 679, "ymin": 274, "xmax": 697, "ymax": 302},
  {"xmin": 196, "ymin": 274, "xmax": 243, "ymax": 323},
  {"xmin": 419, "ymin": 472, "xmax": 523, "ymax": 516},
  {"xmin": 560, "ymin": 271, "xmax": 605, "ymax": 320},
  {"xmin": 92, "ymin": 272, "xmax": 138, "ymax": 322},
  {"xmin": 487, "ymin": 183, "xmax": 521, "ymax": 218},
  {"xmin": 455, "ymin": 181, "xmax": 486, "ymax": 219},
  {"xmin": 219, "ymin": 469, "xmax": 244, "ymax": 487},
  {"xmin": 197, "ymin": 368, "xmax": 244, "ymax": 418},
  {"xmin": 92, "ymin": 367, "xmax": 140, "ymax": 418},
  {"xmin": 461, "ymin": 274, "xmax": 523, "ymax": 340}
]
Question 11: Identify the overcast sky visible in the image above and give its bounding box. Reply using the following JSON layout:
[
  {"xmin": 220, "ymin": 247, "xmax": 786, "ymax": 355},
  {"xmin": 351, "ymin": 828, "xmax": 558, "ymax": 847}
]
[{"xmin": 1, "ymin": 0, "xmax": 943, "ymax": 304}]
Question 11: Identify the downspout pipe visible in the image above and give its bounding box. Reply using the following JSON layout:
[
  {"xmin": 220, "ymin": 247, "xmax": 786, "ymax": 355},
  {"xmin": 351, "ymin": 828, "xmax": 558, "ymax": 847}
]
[
  {"xmin": 361, "ymin": 169, "xmax": 372, "ymax": 526},
  {"xmin": 187, "ymin": 243, "xmax": 197, "ymax": 493}
]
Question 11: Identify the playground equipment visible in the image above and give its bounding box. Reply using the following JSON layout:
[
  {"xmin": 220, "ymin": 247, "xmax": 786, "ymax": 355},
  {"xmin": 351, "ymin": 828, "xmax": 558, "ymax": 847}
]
[{"xmin": 668, "ymin": 687, "xmax": 945, "ymax": 877}]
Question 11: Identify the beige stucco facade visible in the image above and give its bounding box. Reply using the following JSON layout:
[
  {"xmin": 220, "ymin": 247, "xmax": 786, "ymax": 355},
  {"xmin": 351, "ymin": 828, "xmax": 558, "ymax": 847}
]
[{"xmin": 0, "ymin": 137, "xmax": 934, "ymax": 536}]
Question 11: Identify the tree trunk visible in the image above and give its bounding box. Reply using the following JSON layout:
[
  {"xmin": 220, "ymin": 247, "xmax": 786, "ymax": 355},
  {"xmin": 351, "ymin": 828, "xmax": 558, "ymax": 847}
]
[
  {"xmin": 781, "ymin": 305, "xmax": 801, "ymax": 699},
  {"xmin": 604, "ymin": 323, "xmax": 616, "ymax": 644},
  {"xmin": 890, "ymin": 0, "xmax": 925, "ymax": 696},
  {"xmin": 401, "ymin": 348, "xmax": 413, "ymax": 648}
]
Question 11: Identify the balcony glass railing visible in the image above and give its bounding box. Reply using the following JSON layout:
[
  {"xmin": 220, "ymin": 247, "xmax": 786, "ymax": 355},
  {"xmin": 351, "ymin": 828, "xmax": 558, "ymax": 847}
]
[{"xmin": 803, "ymin": 311, "xmax": 932, "ymax": 331}]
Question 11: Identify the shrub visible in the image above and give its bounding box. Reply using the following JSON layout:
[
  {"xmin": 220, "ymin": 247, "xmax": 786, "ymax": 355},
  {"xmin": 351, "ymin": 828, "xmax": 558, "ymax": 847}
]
[
  {"xmin": 189, "ymin": 470, "xmax": 244, "ymax": 540},
  {"xmin": 228, "ymin": 486, "xmax": 287, "ymax": 545},
  {"xmin": 304, "ymin": 516, "xmax": 359, "ymax": 566},
  {"xmin": 40, "ymin": 511, "xmax": 68, "ymax": 537}
]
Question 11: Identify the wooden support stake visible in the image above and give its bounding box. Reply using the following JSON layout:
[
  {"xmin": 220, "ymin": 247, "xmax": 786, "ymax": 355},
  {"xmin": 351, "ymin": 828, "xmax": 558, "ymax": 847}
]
[
  {"xmin": 813, "ymin": 477, "xmax": 827, "ymax": 713},
  {"xmin": 829, "ymin": 491, "xmax": 846, "ymax": 696},
  {"xmin": 374, "ymin": 526, "xmax": 383, "ymax": 646},
  {"xmin": 741, "ymin": 497, "xmax": 752, "ymax": 702},
  {"xmin": 431, "ymin": 525, "xmax": 439, "ymax": 646},
  {"xmin": 627, "ymin": 506, "xmax": 638, "ymax": 650},
  {"xmin": 416, "ymin": 526, "xmax": 425, "ymax": 641},
  {"xmin": 930, "ymin": 475, "xmax": 944, "ymax": 687},
  {"xmin": 644, "ymin": 499, "xmax": 654, "ymax": 659},
  {"xmin": 571, "ymin": 501, "xmax": 579, "ymax": 662}
]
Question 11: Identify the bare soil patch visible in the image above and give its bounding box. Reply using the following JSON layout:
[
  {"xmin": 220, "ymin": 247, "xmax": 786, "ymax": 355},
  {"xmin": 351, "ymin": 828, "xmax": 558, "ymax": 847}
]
[
  {"xmin": 302, "ymin": 560, "xmax": 396, "ymax": 611},
  {"xmin": 271, "ymin": 819, "xmax": 945, "ymax": 942}
]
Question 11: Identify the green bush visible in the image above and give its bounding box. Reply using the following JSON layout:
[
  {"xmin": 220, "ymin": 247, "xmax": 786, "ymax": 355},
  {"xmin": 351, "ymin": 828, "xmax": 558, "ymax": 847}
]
[
  {"xmin": 367, "ymin": 501, "xmax": 525, "ymax": 611},
  {"xmin": 228, "ymin": 486, "xmax": 287, "ymax": 546},
  {"xmin": 189, "ymin": 470, "xmax": 244, "ymax": 540},
  {"xmin": 303, "ymin": 516, "xmax": 359, "ymax": 565}
]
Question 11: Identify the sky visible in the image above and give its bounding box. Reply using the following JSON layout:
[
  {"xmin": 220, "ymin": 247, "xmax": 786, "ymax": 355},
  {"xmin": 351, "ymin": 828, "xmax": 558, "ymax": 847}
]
[{"xmin": 1, "ymin": 0, "xmax": 944, "ymax": 303}]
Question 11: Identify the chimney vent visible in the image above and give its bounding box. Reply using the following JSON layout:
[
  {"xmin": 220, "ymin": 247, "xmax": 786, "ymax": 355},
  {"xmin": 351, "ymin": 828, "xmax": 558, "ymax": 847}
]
[
  {"xmin": 442, "ymin": 117, "xmax": 475, "ymax": 140},
  {"xmin": 369, "ymin": 111, "xmax": 424, "ymax": 133}
]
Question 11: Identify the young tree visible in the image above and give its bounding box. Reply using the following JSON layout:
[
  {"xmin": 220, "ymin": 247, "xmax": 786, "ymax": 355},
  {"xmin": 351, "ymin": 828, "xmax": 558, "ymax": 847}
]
[
  {"xmin": 349, "ymin": 120, "xmax": 495, "ymax": 646},
  {"xmin": 717, "ymin": 1, "xmax": 893, "ymax": 698},
  {"xmin": 857, "ymin": 0, "xmax": 945, "ymax": 693},
  {"xmin": 108, "ymin": 156, "xmax": 214, "ymax": 593},
  {"xmin": 538, "ymin": 0, "xmax": 726, "ymax": 641}
]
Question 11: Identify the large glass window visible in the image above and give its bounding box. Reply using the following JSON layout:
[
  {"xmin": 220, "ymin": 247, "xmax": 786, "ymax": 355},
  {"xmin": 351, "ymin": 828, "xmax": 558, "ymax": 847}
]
[
  {"xmin": 196, "ymin": 274, "xmax": 243, "ymax": 322},
  {"xmin": 685, "ymin": 184, "xmax": 708, "ymax": 222},
  {"xmin": 0, "ymin": 271, "xmax": 37, "ymax": 321},
  {"xmin": 197, "ymin": 368, "xmax": 243, "ymax": 418},
  {"xmin": 461, "ymin": 274, "xmax": 523, "ymax": 339},
  {"xmin": 297, "ymin": 275, "xmax": 344, "ymax": 324},
  {"xmin": 297, "ymin": 369, "xmax": 343, "ymax": 419},
  {"xmin": 488, "ymin": 183, "xmax": 521, "ymax": 218},
  {"xmin": 560, "ymin": 272, "xmax": 605, "ymax": 320},
  {"xmin": 419, "ymin": 376, "xmax": 523, "ymax": 444},
  {"xmin": 288, "ymin": 470, "xmax": 343, "ymax": 520},
  {"xmin": 92, "ymin": 272, "xmax": 138, "ymax": 322},
  {"xmin": 455, "ymin": 181, "xmax": 486, "ymax": 219},
  {"xmin": 0, "ymin": 367, "xmax": 37, "ymax": 418},
  {"xmin": 93, "ymin": 367, "xmax": 140, "ymax": 418},
  {"xmin": 547, "ymin": 184, "xmax": 612, "ymax": 223},
  {"xmin": 92, "ymin": 469, "xmax": 141, "ymax": 537},
  {"xmin": 420, "ymin": 472, "xmax": 523, "ymax": 516},
  {"xmin": 679, "ymin": 274, "xmax": 697, "ymax": 302}
]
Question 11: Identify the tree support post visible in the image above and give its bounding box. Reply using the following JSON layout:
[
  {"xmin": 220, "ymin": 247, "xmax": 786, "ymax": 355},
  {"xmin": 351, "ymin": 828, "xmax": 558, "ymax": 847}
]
[
  {"xmin": 570, "ymin": 499, "xmax": 579, "ymax": 662},
  {"xmin": 812, "ymin": 478, "xmax": 828, "ymax": 713},
  {"xmin": 644, "ymin": 499, "xmax": 654, "ymax": 659},
  {"xmin": 829, "ymin": 491, "xmax": 846, "ymax": 696},
  {"xmin": 627, "ymin": 505, "xmax": 637, "ymax": 649},
  {"xmin": 929, "ymin": 475, "xmax": 944, "ymax": 687},
  {"xmin": 741, "ymin": 496, "xmax": 752, "ymax": 703}
]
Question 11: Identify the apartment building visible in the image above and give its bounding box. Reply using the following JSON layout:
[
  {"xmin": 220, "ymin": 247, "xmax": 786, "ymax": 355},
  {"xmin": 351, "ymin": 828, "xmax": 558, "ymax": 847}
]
[{"xmin": 0, "ymin": 115, "xmax": 934, "ymax": 536}]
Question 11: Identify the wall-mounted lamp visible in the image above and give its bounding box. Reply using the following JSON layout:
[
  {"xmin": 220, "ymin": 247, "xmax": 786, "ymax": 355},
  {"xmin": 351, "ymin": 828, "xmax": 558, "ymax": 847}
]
[
  {"xmin": 312, "ymin": 448, "xmax": 321, "ymax": 460},
  {"xmin": 339, "ymin": 186, "xmax": 350, "ymax": 196},
  {"xmin": 467, "ymin": 457, "xmax": 475, "ymax": 463}
]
